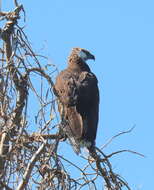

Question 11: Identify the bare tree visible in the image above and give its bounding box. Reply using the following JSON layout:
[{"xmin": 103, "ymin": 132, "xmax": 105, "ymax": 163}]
[{"xmin": 0, "ymin": 2, "xmax": 143, "ymax": 190}]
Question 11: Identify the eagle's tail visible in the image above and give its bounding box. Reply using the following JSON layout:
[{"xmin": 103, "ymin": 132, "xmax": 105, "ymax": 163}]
[
  {"xmin": 67, "ymin": 136, "xmax": 81, "ymax": 155},
  {"xmin": 62, "ymin": 121, "xmax": 81, "ymax": 154}
]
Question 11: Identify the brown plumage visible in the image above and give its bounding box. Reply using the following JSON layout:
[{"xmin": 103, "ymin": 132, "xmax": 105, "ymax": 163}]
[{"xmin": 53, "ymin": 47, "xmax": 99, "ymax": 154}]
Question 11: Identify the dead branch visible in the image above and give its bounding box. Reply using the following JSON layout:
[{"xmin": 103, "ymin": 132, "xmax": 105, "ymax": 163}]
[
  {"xmin": 26, "ymin": 67, "xmax": 54, "ymax": 87},
  {"xmin": 101, "ymin": 125, "xmax": 136, "ymax": 150},
  {"xmin": 0, "ymin": 5, "xmax": 26, "ymax": 177},
  {"xmin": 106, "ymin": 149, "xmax": 145, "ymax": 159},
  {"xmin": 0, "ymin": 181, "xmax": 13, "ymax": 190},
  {"xmin": 14, "ymin": 0, "xmax": 19, "ymax": 7},
  {"xmin": 16, "ymin": 140, "xmax": 46, "ymax": 190}
]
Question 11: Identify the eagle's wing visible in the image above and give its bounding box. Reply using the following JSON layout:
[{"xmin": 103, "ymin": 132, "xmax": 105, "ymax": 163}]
[
  {"xmin": 78, "ymin": 71, "xmax": 99, "ymax": 146},
  {"xmin": 78, "ymin": 71, "xmax": 98, "ymax": 97},
  {"xmin": 53, "ymin": 70, "xmax": 83, "ymax": 154},
  {"xmin": 54, "ymin": 71, "xmax": 78, "ymax": 106}
]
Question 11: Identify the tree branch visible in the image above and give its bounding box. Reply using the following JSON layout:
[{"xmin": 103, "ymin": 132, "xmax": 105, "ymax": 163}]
[
  {"xmin": 14, "ymin": 0, "xmax": 19, "ymax": 7},
  {"xmin": 16, "ymin": 140, "xmax": 46, "ymax": 190},
  {"xmin": 101, "ymin": 126, "xmax": 135, "ymax": 150},
  {"xmin": 0, "ymin": 4, "xmax": 26, "ymax": 176}
]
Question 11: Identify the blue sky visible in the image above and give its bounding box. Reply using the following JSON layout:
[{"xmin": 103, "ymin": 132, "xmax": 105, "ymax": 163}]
[{"xmin": 2, "ymin": 0, "xmax": 154, "ymax": 189}]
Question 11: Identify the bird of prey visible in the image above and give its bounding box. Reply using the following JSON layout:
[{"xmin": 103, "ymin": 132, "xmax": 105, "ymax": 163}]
[{"xmin": 53, "ymin": 47, "xmax": 99, "ymax": 154}]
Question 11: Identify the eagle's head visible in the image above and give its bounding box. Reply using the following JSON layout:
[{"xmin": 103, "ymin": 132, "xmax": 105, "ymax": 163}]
[{"xmin": 68, "ymin": 47, "xmax": 95, "ymax": 64}]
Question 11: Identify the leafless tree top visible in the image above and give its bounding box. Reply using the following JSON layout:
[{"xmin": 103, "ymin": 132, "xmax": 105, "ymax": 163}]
[{"xmin": 0, "ymin": 2, "xmax": 143, "ymax": 190}]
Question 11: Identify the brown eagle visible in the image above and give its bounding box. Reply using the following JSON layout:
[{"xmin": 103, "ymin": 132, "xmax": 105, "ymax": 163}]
[{"xmin": 53, "ymin": 47, "xmax": 99, "ymax": 154}]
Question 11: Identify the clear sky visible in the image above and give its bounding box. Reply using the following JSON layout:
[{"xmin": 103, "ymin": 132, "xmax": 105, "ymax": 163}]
[{"xmin": 2, "ymin": 0, "xmax": 154, "ymax": 189}]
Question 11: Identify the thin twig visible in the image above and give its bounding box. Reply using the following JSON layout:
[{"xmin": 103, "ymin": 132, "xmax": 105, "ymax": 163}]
[
  {"xmin": 107, "ymin": 149, "xmax": 145, "ymax": 159},
  {"xmin": 14, "ymin": 0, "xmax": 19, "ymax": 7},
  {"xmin": 101, "ymin": 125, "xmax": 136, "ymax": 150}
]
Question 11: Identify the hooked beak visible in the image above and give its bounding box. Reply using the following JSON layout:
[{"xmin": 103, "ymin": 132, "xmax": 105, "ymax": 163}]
[{"xmin": 88, "ymin": 53, "xmax": 95, "ymax": 61}]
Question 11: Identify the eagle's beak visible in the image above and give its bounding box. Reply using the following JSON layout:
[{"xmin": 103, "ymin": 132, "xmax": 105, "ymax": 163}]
[{"xmin": 88, "ymin": 53, "xmax": 95, "ymax": 61}]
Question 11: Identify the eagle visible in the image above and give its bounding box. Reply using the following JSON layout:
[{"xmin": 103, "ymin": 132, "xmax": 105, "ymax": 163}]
[{"xmin": 53, "ymin": 47, "xmax": 99, "ymax": 154}]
